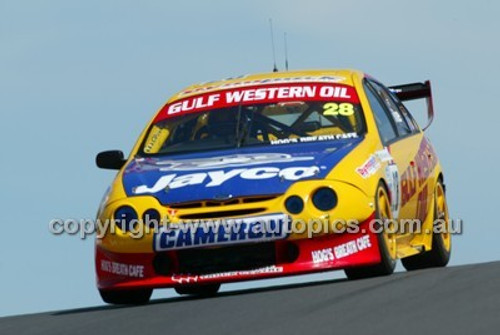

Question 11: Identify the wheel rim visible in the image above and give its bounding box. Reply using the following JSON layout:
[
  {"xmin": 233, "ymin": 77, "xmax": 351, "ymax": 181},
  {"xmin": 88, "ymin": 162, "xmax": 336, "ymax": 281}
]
[
  {"xmin": 378, "ymin": 187, "xmax": 397, "ymax": 260},
  {"xmin": 436, "ymin": 182, "xmax": 451, "ymax": 251}
]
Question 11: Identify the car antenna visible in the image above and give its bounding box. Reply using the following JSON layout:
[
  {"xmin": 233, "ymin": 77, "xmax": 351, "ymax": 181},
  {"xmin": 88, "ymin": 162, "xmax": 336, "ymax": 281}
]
[
  {"xmin": 269, "ymin": 18, "xmax": 278, "ymax": 72},
  {"xmin": 284, "ymin": 32, "xmax": 289, "ymax": 71}
]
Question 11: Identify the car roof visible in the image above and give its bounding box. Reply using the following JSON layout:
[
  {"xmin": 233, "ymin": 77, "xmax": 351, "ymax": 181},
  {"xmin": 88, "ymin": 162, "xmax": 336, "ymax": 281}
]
[{"xmin": 166, "ymin": 69, "xmax": 365, "ymax": 103}]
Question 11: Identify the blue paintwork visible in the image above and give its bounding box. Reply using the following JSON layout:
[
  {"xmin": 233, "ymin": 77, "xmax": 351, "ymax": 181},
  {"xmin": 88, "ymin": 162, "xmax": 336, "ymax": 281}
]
[{"xmin": 122, "ymin": 138, "xmax": 363, "ymax": 205}]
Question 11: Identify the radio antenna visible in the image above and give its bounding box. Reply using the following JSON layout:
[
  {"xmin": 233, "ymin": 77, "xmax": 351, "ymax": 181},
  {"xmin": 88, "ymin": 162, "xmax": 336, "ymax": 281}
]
[
  {"xmin": 284, "ymin": 32, "xmax": 289, "ymax": 71},
  {"xmin": 269, "ymin": 18, "xmax": 278, "ymax": 72}
]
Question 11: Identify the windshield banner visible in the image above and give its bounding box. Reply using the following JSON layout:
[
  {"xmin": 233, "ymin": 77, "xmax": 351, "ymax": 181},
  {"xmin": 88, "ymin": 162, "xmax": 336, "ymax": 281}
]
[{"xmin": 154, "ymin": 83, "xmax": 359, "ymax": 122}]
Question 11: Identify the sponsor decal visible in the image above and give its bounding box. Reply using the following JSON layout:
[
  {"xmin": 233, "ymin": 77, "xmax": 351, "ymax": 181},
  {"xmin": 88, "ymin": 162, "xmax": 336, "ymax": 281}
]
[
  {"xmin": 356, "ymin": 147, "xmax": 396, "ymax": 179},
  {"xmin": 154, "ymin": 214, "xmax": 289, "ymax": 251},
  {"xmin": 143, "ymin": 125, "xmax": 170, "ymax": 154},
  {"xmin": 133, "ymin": 166, "xmax": 320, "ymax": 194},
  {"xmin": 177, "ymin": 76, "xmax": 346, "ymax": 96},
  {"xmin": 334, "ymin": 235, "xmax": 373, "ymax": 259},
  {"xmin": 123, "ymin": 139, "xmax": 365, "ymax": 204},
  {"xmin": 375, "ymin": 147, "xmax": 394, "ymax": 163},
  {"xmin": 311, "ymin": 235, "xmax": 373, "ymax": 264},
  {"xmin": 171, "ymin": 274, "xmax": 199, "ymax": 284},
  {"xmin": 270, "ymin": 133, "xmax": 358, "ymax": 145},
  {"xmin": 311, "ymin": 247, "xmax": 335, "ymax": 264},
  {"xmin": 400, "ymin": 138, "xmax": 438, "ymax": 211},
  {"xmin": 199, "ymin": 265, "xmax": 283, "ymax": 280},
  {"xmin": 323, "ymin": 102, "xmax": 355, "ymax": 116},
  {"xmin": 376, "ymin": 147, "xmax": 401, "ymax": 219},
  {"xmin": 356, "ymin": 155, "xmax": 381, "ymax": 178},
  {"xmin": 100, "ymin": 260, "xmax": 145, "ymax": 278},
  {"xmin": 171, "ymin": 266, "xmax": 284, "ymax": 283},
  {"xmin": 385, "ymin": 163, "xmax": 401, "ymax": 219},
  {"xmin": 155, "ymin": 83, "xmax": 359, "ymax": 122}
]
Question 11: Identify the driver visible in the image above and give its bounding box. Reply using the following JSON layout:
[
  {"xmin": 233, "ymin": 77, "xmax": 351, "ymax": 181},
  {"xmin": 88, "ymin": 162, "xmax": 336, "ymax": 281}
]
[{"xmin": 196, "ymin": 109, "xmax": 239, "ymax": 139}]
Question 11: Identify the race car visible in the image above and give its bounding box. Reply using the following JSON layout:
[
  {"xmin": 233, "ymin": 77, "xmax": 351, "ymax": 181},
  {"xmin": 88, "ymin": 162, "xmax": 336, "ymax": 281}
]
[{"xmin": 95, "ymin": 69, "xmax": 451, "ymax": 304}]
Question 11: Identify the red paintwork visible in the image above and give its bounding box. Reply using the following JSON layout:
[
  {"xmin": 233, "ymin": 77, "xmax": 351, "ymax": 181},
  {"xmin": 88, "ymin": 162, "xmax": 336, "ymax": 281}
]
[
  {"xmin": 153, "ymin": 83, "xmax": 360, "ymax": 123},
  {"xmin": 96, "ymin": 213, "xmax": 380, "ymax": 291}
]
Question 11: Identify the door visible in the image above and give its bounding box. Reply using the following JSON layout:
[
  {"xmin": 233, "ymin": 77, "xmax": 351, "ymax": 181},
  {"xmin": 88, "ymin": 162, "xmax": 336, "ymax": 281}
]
[{"xmin": 364, "ymin": 80, "xmax": 425, "ymax": 225}]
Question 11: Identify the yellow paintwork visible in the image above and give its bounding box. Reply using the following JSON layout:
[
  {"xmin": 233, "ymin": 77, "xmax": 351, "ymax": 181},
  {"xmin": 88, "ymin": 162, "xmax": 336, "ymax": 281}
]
[{"xmin": 96, "ymin": 69, "xmax": 444, "ymax": 260}]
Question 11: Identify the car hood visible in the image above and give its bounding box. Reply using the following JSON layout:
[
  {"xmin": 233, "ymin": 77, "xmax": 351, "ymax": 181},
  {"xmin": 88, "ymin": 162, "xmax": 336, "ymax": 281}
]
[{"xmin": 122, "ymin": 137, "xmax": 363, "ymax": 205}]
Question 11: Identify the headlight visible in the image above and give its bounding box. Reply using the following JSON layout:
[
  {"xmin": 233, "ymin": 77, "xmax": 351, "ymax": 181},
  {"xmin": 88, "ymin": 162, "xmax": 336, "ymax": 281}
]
[
  {"xmin": 312, "ymin": 187, "xmax": 337, "ymax": 211},
  {"xmin": 114, "ymin": 206, "xmax": 138, "ymax": 231},
  {"xmin": 285, "ymin": 195, "xmax": 304, "ymax": 214},
  {"xmin": 143, "ymin": 208, "xmax": 161, "ymax": 229}
]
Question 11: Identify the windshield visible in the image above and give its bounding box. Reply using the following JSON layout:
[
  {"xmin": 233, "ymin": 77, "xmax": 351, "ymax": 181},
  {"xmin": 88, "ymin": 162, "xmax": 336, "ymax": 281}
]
[{"xmin": 140, "ymin": 83, "xmax": 365, "ymax": 156}]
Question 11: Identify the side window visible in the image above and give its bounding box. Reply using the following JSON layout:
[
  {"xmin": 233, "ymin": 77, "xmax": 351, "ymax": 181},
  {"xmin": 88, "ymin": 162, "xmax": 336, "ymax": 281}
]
[
  {"xmin": 364, "ymin": 82, "xmax": 397, "ymax": 144},
  {"xmin": 389, "ymin": 92, "xmax": 421, "ymax": 132},
  {"xmin": 370, "ymin": 81, "xmax": 412, "ymax": 137}
]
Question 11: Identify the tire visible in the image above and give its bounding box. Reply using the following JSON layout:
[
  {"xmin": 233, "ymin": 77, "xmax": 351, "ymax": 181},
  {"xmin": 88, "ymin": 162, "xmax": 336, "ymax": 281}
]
[
  {"xmin": 175, "ymin": 284, "xmax": 221, "ymax": 297},
  {"xmin": 345, "ymin": 181, "xmax": 397, "ymax": 280},
  {"xmin": 99, "ymin": 288, "xmax": 152, "ymax": 305},
  {"xmin": 402, "ymin": 180, "xmax": 451, "ymax": 271}
]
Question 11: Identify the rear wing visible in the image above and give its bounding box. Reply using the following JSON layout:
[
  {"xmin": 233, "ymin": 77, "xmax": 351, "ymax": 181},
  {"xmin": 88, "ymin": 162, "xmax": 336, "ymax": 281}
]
[{"xmin": 389, "ymin": 80, "xmax": 434, "ymax": 131}]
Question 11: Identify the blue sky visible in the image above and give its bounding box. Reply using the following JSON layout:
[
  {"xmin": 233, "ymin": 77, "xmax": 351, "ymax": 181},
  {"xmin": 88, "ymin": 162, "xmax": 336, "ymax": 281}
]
[{"xmin": 1, "ymin": 0, "xmax": 498, "ymax": 316}]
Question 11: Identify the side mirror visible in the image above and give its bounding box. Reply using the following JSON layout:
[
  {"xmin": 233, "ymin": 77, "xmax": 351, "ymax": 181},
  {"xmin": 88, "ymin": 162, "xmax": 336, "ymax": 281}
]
[{"xmin": 96, "ymin": 150, "xmax": 127, "ymax": 170}]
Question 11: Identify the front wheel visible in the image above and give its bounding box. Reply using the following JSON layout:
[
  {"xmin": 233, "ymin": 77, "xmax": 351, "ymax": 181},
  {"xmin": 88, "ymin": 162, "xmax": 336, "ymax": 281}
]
[
  {"xmin": 402, "ymin": 180, "xmax": 451, "ymax": 271},
  {"xmin": 99, "ymin": 288, "xmax": 152, "ymax": 305},
  {"xmin": 344, "ymin": 181, "xmax": 397, "ymax": 280}
]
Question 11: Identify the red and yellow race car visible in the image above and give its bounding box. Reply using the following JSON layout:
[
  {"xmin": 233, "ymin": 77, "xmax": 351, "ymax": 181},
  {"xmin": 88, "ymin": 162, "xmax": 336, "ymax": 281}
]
[{"xmin": 95, "ymin": 69, "xmax": 451, "ymax": 304}]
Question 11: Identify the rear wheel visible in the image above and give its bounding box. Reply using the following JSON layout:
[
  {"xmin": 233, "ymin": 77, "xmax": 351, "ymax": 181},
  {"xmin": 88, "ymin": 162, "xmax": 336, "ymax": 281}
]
[
  {"xmin": 175, "ymin": 284, "xmax": 221, "ymax": 297},
  {"xmin": 345, "ymin": 181, "xmax": 397, "ymax": 280},
  {"xmin": 99, "ymin": 288, "xmax": 152, "ymax": 305},
  {"xmin": 402, "ymin": 180, "xmax": 451, "ymax": 271}
]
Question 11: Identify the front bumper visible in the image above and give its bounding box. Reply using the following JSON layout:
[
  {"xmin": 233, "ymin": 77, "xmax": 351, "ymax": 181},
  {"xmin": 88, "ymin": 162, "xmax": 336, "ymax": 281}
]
[{"xmin": 96, "ymin": 213, "xmax": 380, "ymax": 290}]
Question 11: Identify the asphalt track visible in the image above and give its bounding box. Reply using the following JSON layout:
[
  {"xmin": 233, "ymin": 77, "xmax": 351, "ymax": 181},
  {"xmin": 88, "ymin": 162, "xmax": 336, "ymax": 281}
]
[{"xmin": 1, "ymin": 261, "xmax": 499, "ymax": 335}]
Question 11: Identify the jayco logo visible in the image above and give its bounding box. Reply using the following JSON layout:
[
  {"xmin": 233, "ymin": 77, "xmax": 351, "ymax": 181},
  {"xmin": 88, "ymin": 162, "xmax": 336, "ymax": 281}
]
[{"xmin": 133, "ymin": 166, "xmax": 320, "ymax": 194}]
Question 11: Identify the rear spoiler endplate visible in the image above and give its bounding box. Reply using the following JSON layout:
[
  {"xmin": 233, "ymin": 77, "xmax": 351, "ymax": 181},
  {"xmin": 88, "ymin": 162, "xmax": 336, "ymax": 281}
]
[{"xmin": 389, "ymin": 80, "xmax": 434, "ymax": 131}]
